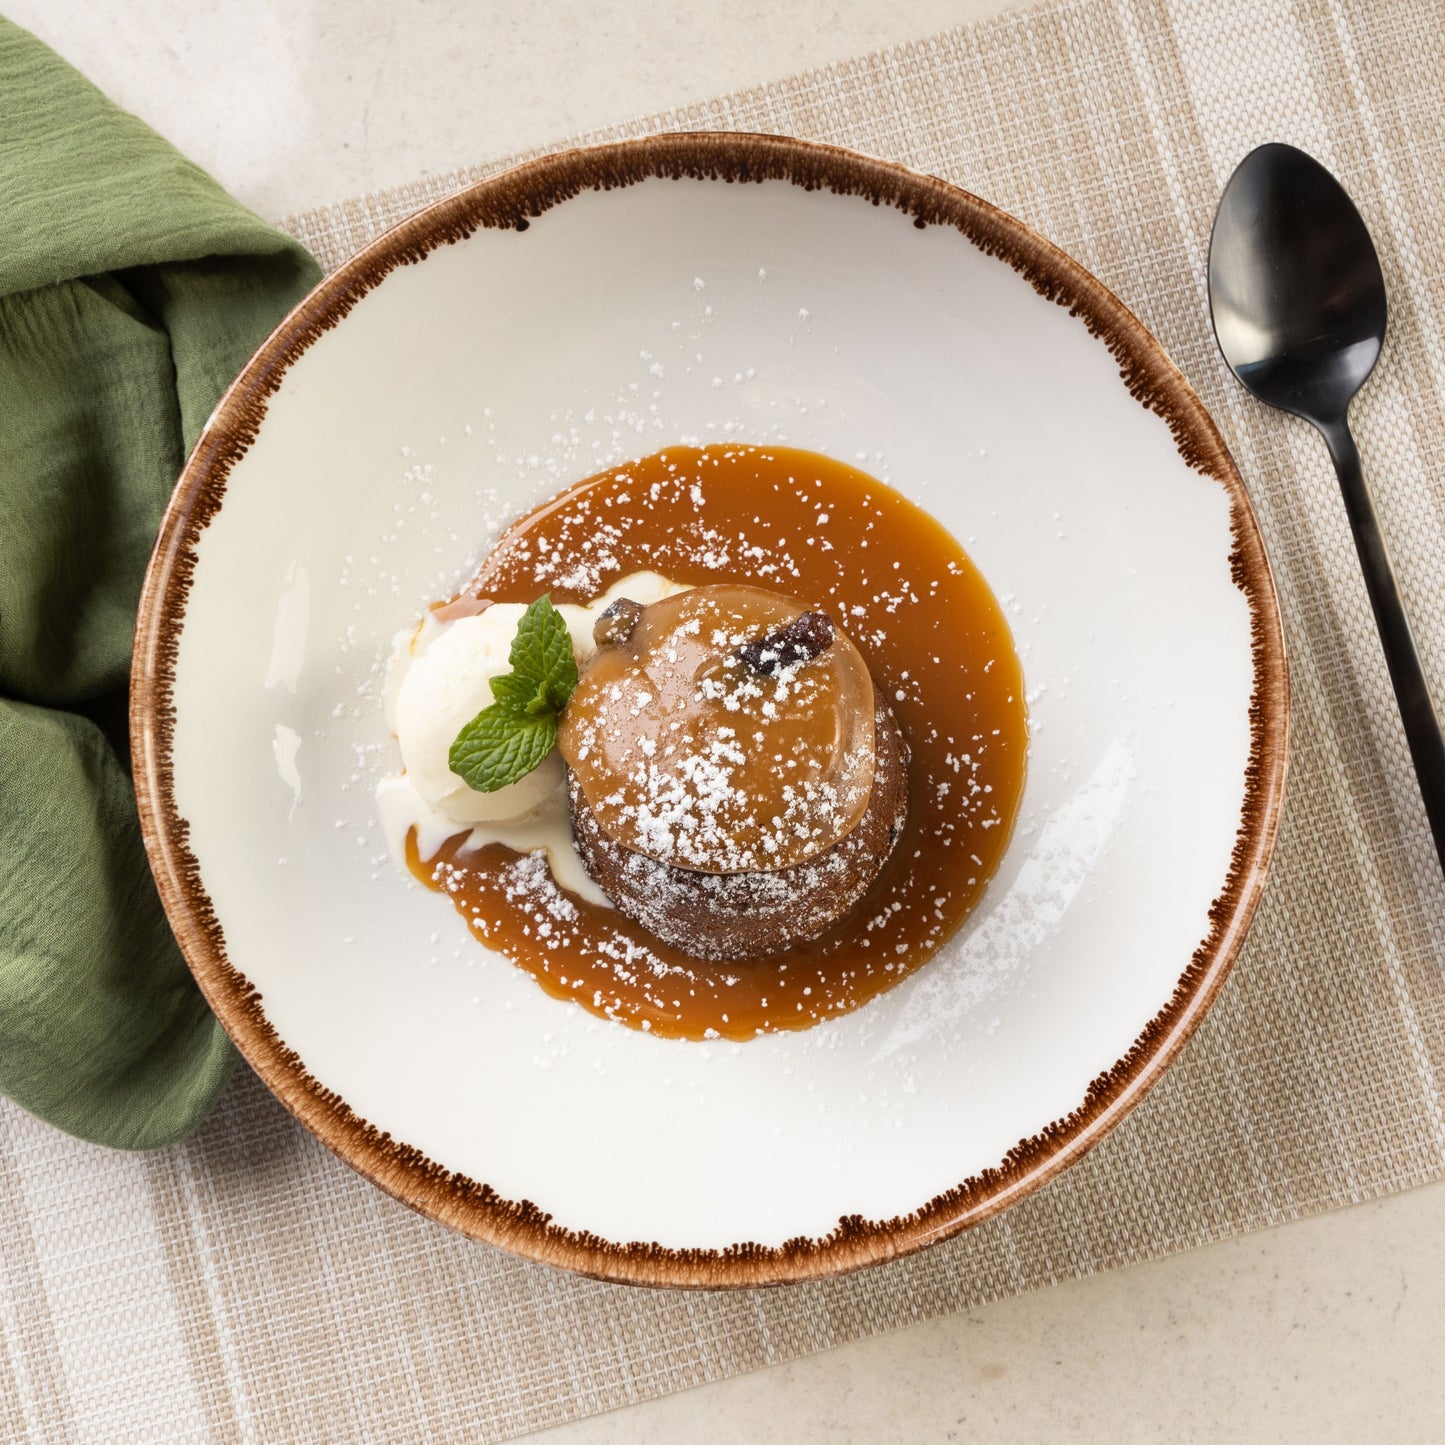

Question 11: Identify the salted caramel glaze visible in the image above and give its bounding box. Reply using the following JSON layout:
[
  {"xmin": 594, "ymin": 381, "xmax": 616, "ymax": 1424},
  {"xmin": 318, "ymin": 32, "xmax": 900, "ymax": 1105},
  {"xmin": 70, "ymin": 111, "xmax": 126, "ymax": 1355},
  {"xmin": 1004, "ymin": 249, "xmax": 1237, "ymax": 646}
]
[{"xmin": 407, "ymin": 444, "xmax": 1027, "ymax": 1041}]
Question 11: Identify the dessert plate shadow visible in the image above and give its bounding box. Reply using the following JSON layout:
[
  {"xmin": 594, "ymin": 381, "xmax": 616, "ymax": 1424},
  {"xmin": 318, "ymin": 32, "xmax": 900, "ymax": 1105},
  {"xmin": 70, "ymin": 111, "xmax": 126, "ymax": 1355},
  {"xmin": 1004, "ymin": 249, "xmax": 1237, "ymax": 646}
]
[{"xmin": 132, "ymin": 133, "xmax": 1288, "ymax": 1288}]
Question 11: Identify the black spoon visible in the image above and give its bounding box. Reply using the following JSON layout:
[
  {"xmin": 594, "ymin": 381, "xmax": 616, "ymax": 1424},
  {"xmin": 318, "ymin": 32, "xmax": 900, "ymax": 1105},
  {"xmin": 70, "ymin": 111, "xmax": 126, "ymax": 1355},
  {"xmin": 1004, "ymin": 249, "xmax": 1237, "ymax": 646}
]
[{"xmin": 1208, "ymin": 142, "xmax": 1445, "ymax": 872}]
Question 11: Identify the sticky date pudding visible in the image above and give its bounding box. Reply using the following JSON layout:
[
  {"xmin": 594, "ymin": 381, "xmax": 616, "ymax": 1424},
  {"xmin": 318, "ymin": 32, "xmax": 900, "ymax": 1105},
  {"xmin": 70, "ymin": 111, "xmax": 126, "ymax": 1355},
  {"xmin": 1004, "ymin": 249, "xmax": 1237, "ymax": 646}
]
[
  {"xmin": 380, "ymin": 444, "xmax": 1027, "ymax": 1041},
  {"xmin": 559, "ymin": 584, "xmax": 910, "ymax": 960}
]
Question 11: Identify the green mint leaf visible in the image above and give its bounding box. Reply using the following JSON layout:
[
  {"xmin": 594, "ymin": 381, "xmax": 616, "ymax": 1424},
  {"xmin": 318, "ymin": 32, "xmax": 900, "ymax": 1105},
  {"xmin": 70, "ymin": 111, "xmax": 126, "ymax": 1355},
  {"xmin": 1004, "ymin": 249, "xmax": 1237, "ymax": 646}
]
[
  {"xmin": 488, "ymin": 671, "xmax": 543, "ymax": 711},
  {"xmin": 449, "ymin": 704, "xmax": 559, "ymax": 793},
  {"xmin": 508, "ymin": 595, "xmax": 578, "ymax": 711},
  {"xmin": 448, "ymin": 595, "xmax": 580, "ymax": 792}
]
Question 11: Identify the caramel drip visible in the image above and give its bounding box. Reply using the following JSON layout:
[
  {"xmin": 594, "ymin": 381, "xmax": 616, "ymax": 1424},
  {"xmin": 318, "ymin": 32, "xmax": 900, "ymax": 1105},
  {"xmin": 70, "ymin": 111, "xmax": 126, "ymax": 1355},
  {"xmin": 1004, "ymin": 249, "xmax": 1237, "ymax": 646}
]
[{"xmin": 409, "ymin": 444, "xmax": 1027, "ymax": 1040}]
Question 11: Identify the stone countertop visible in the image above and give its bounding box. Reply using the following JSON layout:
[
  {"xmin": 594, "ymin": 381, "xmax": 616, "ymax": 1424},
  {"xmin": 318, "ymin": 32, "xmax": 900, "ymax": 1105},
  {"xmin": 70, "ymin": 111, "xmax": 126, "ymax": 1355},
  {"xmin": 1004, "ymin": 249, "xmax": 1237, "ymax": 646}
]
[{"xmin": 11, "ymin": 1, "xmax": 1443, "ymax": 1439}]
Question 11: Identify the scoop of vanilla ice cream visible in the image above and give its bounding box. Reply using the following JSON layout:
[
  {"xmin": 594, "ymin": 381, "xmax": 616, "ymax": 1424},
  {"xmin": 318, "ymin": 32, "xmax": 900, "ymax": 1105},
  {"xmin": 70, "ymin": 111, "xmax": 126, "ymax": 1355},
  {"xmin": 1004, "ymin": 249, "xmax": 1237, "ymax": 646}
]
[
  {"xmin": 395, "ymin": 605, "xmax": 560, "ymax": 821},
  {"xmin": 393, "ymin": 572, "xmax": 690, "ymax": 827}
]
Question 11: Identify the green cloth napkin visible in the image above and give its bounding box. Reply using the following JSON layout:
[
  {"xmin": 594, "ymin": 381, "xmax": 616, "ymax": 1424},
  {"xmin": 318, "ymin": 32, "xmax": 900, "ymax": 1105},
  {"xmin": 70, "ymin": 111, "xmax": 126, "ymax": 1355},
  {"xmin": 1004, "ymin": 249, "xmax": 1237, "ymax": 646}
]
[{"xmin": 0, "ymin": 19, "xmax": 321, "ymax": 1148}]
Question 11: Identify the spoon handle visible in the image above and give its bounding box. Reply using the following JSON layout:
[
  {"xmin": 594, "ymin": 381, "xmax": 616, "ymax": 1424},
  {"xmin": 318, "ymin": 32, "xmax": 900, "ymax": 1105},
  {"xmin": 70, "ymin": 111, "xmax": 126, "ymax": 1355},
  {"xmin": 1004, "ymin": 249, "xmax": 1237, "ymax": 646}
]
[{"xmin": 1321, "ymin": 418, "xmax": 1445, "ymax": 869}]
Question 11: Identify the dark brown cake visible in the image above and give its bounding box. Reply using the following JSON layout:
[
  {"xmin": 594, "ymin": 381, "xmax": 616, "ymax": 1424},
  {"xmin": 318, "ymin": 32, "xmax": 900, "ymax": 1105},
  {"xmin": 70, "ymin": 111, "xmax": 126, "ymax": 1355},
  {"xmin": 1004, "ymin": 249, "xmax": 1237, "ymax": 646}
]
[
  {"xmin": 566, "ymin": 695, "xmax": 909, "ymax": 959},
  {"xmin": 557, "ymin": 584, "xmax": 910, "ymax": 960}
]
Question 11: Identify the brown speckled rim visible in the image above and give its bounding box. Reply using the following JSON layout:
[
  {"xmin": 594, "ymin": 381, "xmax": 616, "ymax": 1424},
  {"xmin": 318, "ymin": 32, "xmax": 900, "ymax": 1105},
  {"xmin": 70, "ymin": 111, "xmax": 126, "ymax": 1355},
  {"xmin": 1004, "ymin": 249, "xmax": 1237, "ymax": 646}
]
[{"xmin": 131, "ymin": 132, "xmax": 1289, "ymax": 1290}]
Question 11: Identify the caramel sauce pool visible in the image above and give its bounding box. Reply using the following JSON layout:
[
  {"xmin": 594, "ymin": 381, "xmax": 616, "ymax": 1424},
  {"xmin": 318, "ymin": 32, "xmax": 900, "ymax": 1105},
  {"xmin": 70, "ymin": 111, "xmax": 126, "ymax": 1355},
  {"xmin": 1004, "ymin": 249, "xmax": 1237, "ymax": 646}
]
[{"xmin": 407, "ymin": 445, "xmax": 1027, "ymax": 1041}]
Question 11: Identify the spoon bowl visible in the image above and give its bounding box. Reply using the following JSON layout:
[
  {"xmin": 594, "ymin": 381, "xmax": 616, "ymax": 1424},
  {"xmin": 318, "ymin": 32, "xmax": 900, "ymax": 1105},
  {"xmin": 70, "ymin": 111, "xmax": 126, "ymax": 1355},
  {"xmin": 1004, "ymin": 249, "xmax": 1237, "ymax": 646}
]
[{"xmin": 1209, "ymin": 143, "xmax": 1386, "ymax": 427}]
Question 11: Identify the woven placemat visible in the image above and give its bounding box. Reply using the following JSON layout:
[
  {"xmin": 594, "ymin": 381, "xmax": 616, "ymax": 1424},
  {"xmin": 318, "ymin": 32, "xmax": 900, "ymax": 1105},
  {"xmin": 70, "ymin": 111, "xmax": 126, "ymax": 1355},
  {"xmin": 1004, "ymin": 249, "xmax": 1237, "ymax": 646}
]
[{"xmin": 4, "ymin": 0, "xmax": 1444, "ymax": 1439}]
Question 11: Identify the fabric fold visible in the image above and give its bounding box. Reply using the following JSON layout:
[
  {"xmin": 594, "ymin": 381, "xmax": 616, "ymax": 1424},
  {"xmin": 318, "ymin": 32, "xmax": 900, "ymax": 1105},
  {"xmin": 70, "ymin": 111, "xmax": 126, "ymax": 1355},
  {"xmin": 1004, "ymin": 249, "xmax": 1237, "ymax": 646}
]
[{"xmin": 0, "ymin": 16, "xmax": 321, "ymax": 1147}]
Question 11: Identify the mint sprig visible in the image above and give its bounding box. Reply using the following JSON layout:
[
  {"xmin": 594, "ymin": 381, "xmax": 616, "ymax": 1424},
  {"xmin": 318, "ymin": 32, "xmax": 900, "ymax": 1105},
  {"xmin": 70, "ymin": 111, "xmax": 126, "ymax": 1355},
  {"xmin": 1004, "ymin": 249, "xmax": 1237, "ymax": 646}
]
[
  {"xmin": 449, "ymin": 595, "xmax": 578, "ymax": 793},
  {"xmin": 450, "ymin": 708, "xmax": 559, "ymax": 793}
]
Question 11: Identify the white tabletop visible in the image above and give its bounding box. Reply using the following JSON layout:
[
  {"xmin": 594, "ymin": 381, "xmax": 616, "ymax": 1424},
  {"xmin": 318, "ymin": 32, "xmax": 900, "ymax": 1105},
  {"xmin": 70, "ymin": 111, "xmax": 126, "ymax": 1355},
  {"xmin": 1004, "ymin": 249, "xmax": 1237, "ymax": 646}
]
[{"xmin": 11, "ymin": 1, "xmax": 1445, "ymax": 1439}]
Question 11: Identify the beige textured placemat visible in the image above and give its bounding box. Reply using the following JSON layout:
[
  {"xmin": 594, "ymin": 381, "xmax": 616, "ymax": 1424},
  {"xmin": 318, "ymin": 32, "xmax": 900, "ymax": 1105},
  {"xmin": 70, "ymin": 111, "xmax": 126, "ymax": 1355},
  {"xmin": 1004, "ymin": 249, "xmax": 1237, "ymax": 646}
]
[{"xmin": 5, "ymin": 0, "xmax": 1445, "ymax": 1439}]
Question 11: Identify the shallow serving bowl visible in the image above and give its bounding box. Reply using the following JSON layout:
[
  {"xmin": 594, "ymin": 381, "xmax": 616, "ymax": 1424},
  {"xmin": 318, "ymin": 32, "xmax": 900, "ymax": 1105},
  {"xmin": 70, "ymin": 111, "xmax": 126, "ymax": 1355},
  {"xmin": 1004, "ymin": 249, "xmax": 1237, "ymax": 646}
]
[{"xmin": 133, "ymin": 133, "xmax": 1287, "ymax": 1288}]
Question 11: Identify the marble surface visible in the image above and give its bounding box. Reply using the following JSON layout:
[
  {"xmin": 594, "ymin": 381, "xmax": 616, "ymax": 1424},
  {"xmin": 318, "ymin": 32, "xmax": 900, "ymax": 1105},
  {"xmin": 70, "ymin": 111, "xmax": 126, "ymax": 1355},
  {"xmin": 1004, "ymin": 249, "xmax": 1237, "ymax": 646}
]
[
  {"xmin": 10, "ymin": 0, "xmax": 1444, "ymax": 1439},
  {"xmin": 539, "ymin": 1183, "xmax": 1445, "ymax": 1443},
  {"xmin": 8, "ymin": 0, "xmax": 1016, "ymax": 219}
]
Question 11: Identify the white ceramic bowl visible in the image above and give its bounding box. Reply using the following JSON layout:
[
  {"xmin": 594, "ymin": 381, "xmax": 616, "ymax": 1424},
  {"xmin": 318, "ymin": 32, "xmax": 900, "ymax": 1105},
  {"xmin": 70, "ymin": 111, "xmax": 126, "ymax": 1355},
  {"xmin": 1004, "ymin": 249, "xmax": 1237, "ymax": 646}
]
[{"xmin": 133, "ymin": 134, "xmax": 1287, "ymax": 1287}]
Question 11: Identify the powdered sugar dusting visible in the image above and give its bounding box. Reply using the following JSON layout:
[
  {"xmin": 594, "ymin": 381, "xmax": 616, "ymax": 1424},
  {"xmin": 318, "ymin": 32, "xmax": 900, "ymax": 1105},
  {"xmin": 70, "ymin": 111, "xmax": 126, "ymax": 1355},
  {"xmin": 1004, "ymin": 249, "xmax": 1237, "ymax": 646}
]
[
  {"xmin": 405, "ymin": 443, "xmax": 1028, "ymax": 1042},
  {"xmin": 560, "ymin": 587, "xmax": 876, "ymax": 874}
]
